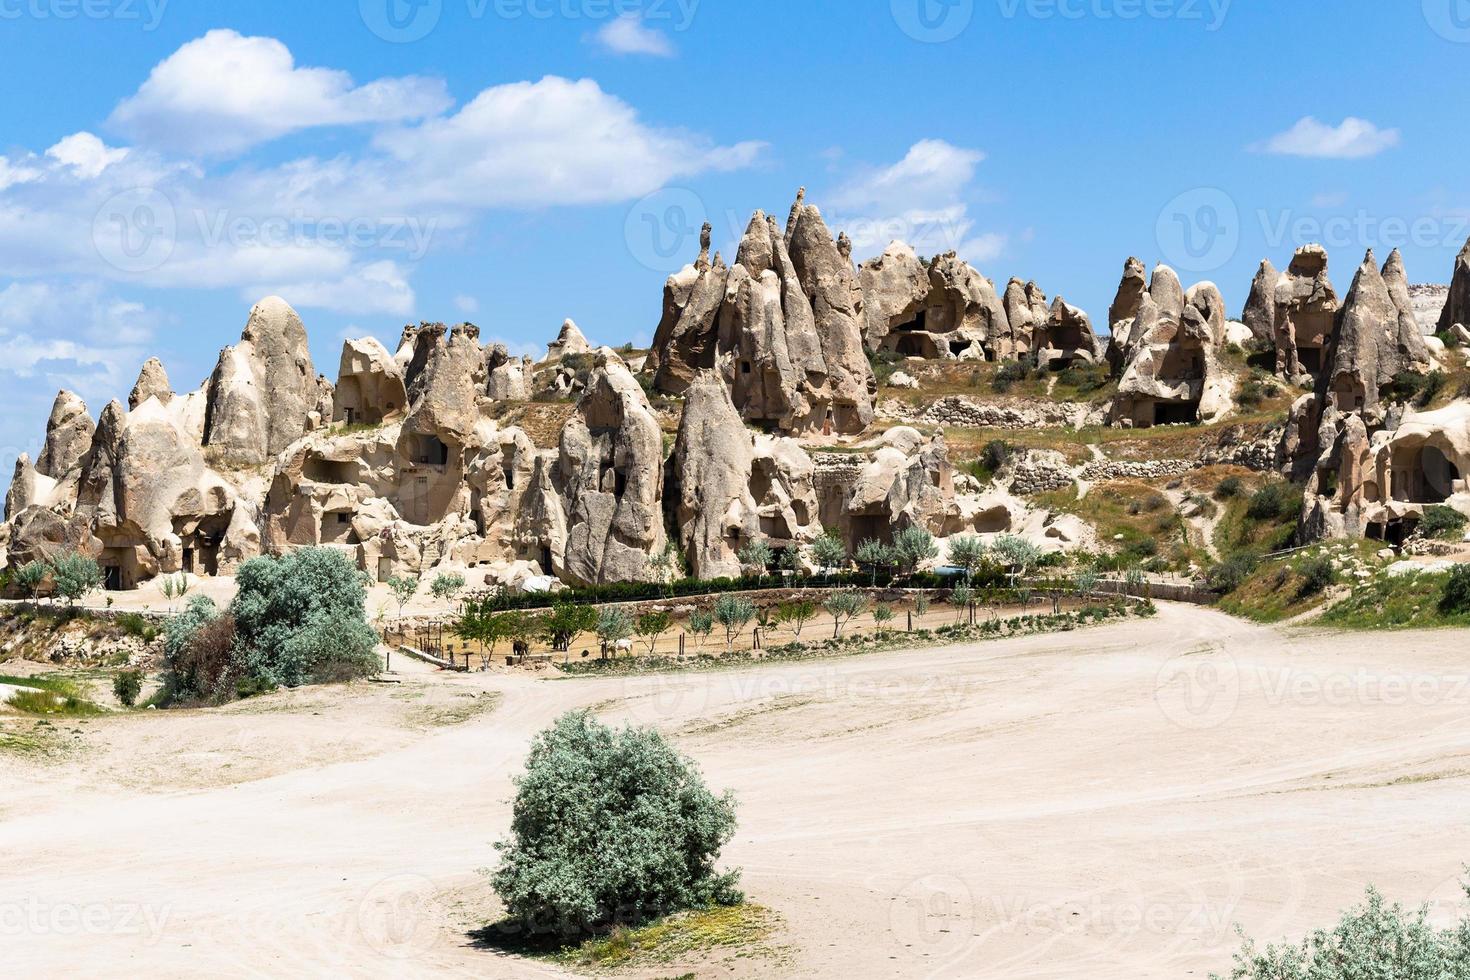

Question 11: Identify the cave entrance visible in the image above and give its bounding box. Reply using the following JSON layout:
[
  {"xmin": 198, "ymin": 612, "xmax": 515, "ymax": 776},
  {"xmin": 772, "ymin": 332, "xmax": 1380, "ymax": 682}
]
[{"xmin": 1153, "ymin": 400, "xmax": 1201, "ymax": 426}]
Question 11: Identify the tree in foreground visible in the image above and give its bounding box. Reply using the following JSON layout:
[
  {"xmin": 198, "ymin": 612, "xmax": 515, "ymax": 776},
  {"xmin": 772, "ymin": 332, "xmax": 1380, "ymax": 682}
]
[
  {"xmin": 540, "ymin": 601, "xmax": 598, "ymax": 653},
  {"xmin": 595, "ymin": 607, "xmax": 634, "ymax": 655},
  {"xmin": 810, "ymin": 531, "xmax": 848, "ymax": 581},
  {"xmin": 635, "ymin": 611, "xmax": 672, "ymax": 655},
  {"xmin": 1216, "ymin": 884, "xmax": 1470, "ymax": 979},
  {"xmin": 777, "ymin": 599, "xmax": 818, "ymax": 637},
  {"xmin": 824, "ymin": 590, "xmax": 867, "ymax": 638},
  {"xmin": 49, "ymin": 551, "xmax": 102, "ymax": 607},
  {"xmin": 229, "ymin": 548, "xmax": 381, "ymax": 689},
  {"xmin": 687, "ymin": 609, "xmax": 715, "ymax": 651},
  {"xmin": 13, "ymin": 560, "xmax": 46, "ymax": 606},
  {"xmin": 713, "ymin": 594, "xmax": 756, "ymax": 651},
  {"xmin": 491, "ymin": 711, "xmax": 741, "ymax": 942}
]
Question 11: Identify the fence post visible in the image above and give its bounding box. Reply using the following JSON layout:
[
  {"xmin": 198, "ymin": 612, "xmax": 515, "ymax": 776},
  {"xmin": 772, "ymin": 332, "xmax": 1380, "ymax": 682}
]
[
  {"xmin": 679, "ymin": 632, "xmax": 685, "ymax": 658},
  {"xmin": 907, "ymin": 610, "xmax": 912, "ymax": 632}
]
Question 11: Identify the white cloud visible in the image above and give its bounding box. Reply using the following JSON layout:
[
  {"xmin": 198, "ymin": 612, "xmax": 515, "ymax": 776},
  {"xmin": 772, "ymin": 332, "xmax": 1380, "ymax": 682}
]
[
  {"xmin": 246, "ymin": 260, "xmax": 414, "ymax": 317},
  {"xmin": 372, "ymin": 76, "xmax": 764, "ymax": 209},
  {"xmin": 0, "ymin": 156, "xmax": 42, "ymax": 192},
  {"xmin": 826, "ymin": 140, "xmax": 1005, "ymax": 265},
  {"xmin": 593, "ymin": 15, "xmax": 675, "ymax": 57},
  {"xmin": 0, "ymin": 280, "xmax": 160, "ymax": 417},
  {"xmin": 453, "ymin": 294, "xmax": 479, "ymax": 314},
  {"xmin": 45, "ymin": 133, "xmax": 129, "ymax": 179},
  {"xmin": 1255, "ymin": 117, "xmax": 1401, "ymax": 159},
  {"xmin": 1310, "ymin": 191, "xmax": 1350, "ymax": 209},
  {"xmin": 109, "ymin": 29, "xmax": 451, "ymax": 157}
]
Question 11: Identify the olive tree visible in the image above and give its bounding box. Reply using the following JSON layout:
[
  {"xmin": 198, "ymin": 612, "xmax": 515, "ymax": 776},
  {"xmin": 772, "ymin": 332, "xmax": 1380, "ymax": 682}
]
[
  {"xmin": 946, "ymin": 534, "xmax": 989, "ymax": 585},
  {"xmin": 49, "ymin": 552, "xmax": 102, "ymax": 607},
  {"xmin": 13, "ymin": 560, "xmax": 46, "ymax": 606},
  {"xmin": 810, "ymin": 531, "xmax": 848, "ymax": 581},
  {"xmin": 713, "ymin": 594, "xmax": 756, "ymax": 651},
  {"xmin": 823, "ymin": 590, "xmax": 867, "ymax": 638},
  {"xmin": 491, "ymin": 712, "xmax": 741, "ymax": 940}
]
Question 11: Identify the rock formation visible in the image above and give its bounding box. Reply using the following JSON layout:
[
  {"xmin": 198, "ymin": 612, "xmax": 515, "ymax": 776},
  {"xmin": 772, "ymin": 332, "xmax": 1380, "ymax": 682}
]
[
  {"xmin": 1438, "ymin": 237, "xmax": 1470, "ymax": 334},
  {"xmin": 649, "ymin": 191, "xmax": 876, "ymax": 435},
  {"xmin": 1242, "ymin": 245, "xmax": 1339, "ymax": 384},
  {"xmin": 1321, "ymin": 249, "xmax": 1432, "ymax": 418},
  {"xmin": 202, "ymin": 297, "xmax": 320, "ymax": 466},
  {"xmin": 36, "ymin": 390, "xmax": 95, "ymax": 479},
  {"xmin": 557, "ymin": 350, "xmax": 666, "ymax": 585},
  {"xmin": 334, "ymin": 337, "xmax": 406, "ymax": 425},
  {"xmin": 1111, "ymin": 264, "xmax": 1234, "ymax": 427},
  {"xmin": 545, "ymin": 319, "xmax": 591, "ymax": 362},
  {"xmin": 859, "ymin": 246, "xmax": 1009, "ymax": 360},
  {"xmin": 128, "ymin": 359, "xmax": 173, "ymax": 411},
  {"xmin": 486, "ymin": 344, "xmax": 532, "ymax": 402}
]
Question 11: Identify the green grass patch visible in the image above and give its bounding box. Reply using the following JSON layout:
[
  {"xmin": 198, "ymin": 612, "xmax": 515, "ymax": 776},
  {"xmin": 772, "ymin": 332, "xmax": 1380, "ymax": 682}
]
[
  {"xmin": 552, "ymin": 904, "xmax": 780, "ymax": 970},
  {"xmin": 1321, "ymin": 569, "xmax": 1470, "ymax": 631},
  {"xmin": 0, "ymin": 673, "xmax": 105, "ymax": 716}
]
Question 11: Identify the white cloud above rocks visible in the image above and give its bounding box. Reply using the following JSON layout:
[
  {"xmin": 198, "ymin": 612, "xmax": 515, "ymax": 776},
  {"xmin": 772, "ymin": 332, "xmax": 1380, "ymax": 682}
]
[
  {"xmin": 593, "ymin": 14, "xmax": 676, "ymax": 56},
  {"xmin": 1254, "ymin": 117, "xmax": 1401, "ymax": 159},
  {"xmin": 827, "ymin": 139, "xmax": 1006, "ymax": 265},
  {"xmin": 0, "ymin": 33, "xmax": 763, "ymax": 323},
  {"xmin": 108, "ymin": 29, "xmax": 453, "ymax": 157}
]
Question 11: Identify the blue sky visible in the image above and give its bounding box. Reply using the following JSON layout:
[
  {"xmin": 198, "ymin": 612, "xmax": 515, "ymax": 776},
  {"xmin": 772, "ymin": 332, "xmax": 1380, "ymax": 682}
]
[{"xmin": 1, "ymin": 0, "xmax": 1467, "ymax": 468}]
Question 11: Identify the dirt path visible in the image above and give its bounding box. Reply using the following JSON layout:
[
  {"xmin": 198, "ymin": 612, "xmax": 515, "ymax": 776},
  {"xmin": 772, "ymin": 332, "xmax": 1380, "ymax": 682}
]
[{"xmin": 5, "ymin": 605, "xmax": 1470, "ymax": 978}]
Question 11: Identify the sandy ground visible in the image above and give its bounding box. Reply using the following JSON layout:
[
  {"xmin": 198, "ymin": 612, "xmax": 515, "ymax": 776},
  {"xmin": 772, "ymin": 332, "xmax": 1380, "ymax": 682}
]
[{"xmin": 4, "ymin": 604, "xmax": 1470, "ymax": 978}]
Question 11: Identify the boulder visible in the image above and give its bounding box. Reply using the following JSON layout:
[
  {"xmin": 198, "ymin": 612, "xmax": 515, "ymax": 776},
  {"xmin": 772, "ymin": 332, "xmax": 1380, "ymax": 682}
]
[{"xmin": 486, "ymin": 345, "xmax": 532, "ymax": 401}]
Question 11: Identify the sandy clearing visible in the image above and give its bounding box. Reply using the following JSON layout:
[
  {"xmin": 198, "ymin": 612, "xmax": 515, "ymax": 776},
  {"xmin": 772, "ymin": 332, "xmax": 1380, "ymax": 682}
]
[{"xmin": 3, "ymin": 604, "xmax": 1470, "ymax": 978}]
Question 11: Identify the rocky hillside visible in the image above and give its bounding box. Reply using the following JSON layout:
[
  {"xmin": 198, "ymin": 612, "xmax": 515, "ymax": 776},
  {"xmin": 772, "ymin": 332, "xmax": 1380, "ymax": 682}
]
[{"xmin": 3, "ymin": 188, "xmax": 1469, "ymax": 595}]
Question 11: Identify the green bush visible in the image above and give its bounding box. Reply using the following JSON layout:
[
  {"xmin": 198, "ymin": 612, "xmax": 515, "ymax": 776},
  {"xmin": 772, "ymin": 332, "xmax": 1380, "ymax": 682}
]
[
  {"xmin": 113, "ymin": 670, "xmax": 143, "ymax": 708},
  {"xmin": 1216, "ymin": 886, "xmax": 1470, "ymax": 979},
  {"xmin": 115, "ymin": 612, "xmax": 160, "ymax": 642},
  {"xmin": 1207, "ymin": 554, "xmax": 1258, "ymax": 594},
  {"xmin": 991, "ymin": 362, "xmax": 1031, "ymax": 394},
  {"xmin": 161, "ymin": 597, "xmax": 234, "ymax": 703},
  {"xmin": 491, "ymin": 712, "xmax": 740, "ymax": 941},
  {"xmin": 1440, "ymin": 565, "xmax": 1470, "ymax": 616},
  {"xmin": 231, "ymin": 549, "xmax": 380, "ymax": 688},
  {"xmin": 1246, "ymin": 482, "xmax": 1302, "ymax": 522},
  {"xmin": 1421, "ymin": 505, "xmax": 1468, "ymax": 541},
  {"xmin": 1295, "ymin": 555, "xmax": 1335, "ymax": 598},
  {"xmin": 1214, "ymin": 476, "xmax": 1245, "ymax": 500}
]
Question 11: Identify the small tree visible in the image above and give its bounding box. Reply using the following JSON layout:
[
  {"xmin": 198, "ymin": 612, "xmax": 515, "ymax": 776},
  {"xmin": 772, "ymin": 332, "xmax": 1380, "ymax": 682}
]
[
  {"xmin": 49, "ymin": 551, "xmax": 102, "ymax": 607},
  {"xmin": 387, "ymin": 574, "xmax": 419, "ymax": 625},
  {"xmin": 777, "ymin": 599, "xmax": 818, "ymax": 637},
  {"xmin": 823, "ymin": 590, "xmax": 867, "ymax": 638},
  {"xmin": 778, "ymin": 545, "xmax": 802, "ymax": 579},
  {"xmin": 452, "ymin": 599, "xmax": 490, "ymax": 663},
  {"xmin": 992, "ymin": 535, "xmax": 1041, "ymax": 589},
  {"xmin": 429, "ymin": 572, "xmax": 467, "ymax": 605},
  {"xmin": 540, "ymin": 601, "xmax": 598, "ymax": 653},
  {"xmin": 893, "ymin": 526, "xmax": 939, "ymax": 576},
  {"xmin": 687, "ymin": 609, "xmax": 715, "ymax": 651},
  {"xmin": 915, "ymin": 595, "xmax": 931, "ymax": 618},
  {"xmin": 713, "ymin": 594, "xmax": 756, "ymax": 651},
  {"xmin": 596, "ymin": 607, "xmax": 634, "ymax": 656},
  {"xmin": 737, "ymin": 539, "xmax": 773, "ymax": 582},
  {"xmin": 635, "ymin": 611, "xmax": 672, "ymax": 656},
  {"xmin": 872, "ymin": 604, "xmax": 895, "ymax": 636},
  {"xmin": 113, "ymin": 669, "xmax": 144, "ymax": 708},
  {"xmin": 491, "ymin": 712, "xmax": 741, "ymax": 941},
  {"xmin": 950, "ymin": 585, "xmax": 974, "ymax": 622},
  {"xmin": 855, "ymin": 539, "xmax": 897, "ymax": 587},
  {"xmin": 811, "ymin": 531, "xmax": 848, "ymax": 581},
  {"xmin": 1074, "ymin": 569, "xmax": 1100, "ymax": 599},
  {"xmin": 160, "ymin": 573, "xmax": 191, "ymax": 612},
  {"xmin": 13, "ymin": 560, "xmax": 46, "ymax": 606},
  {"xmin": 947, "ymin": 534, "xmax": 989, "ymax": 585}
]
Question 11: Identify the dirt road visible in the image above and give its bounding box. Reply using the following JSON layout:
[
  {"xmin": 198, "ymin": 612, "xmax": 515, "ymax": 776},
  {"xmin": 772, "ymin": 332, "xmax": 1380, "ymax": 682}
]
[{"xmin": 5, "ymin": 603, "xmax": 1470, "ymax": 978}]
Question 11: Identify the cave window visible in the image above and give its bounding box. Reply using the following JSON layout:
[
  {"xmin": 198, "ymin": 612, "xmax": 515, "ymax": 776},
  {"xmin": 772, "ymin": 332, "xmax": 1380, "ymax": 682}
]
[
  {"xmin": 741, "ymin": 361, "xmax": 752, "ymax": 375},
  {"xmin": 415, "ymin": 435, "xmax": 449, "ymax": 465},
  {"xmin": 343, "ymin": 407, "xmax": 356, "ymax": 425},
  {"xmin": 614, "ymin": 470, "xmax": 628, "ymax": 496},
  {"xmin": 503, "ymin": 463, "xmax": 516, "ymax": 491},
  {"xmin": 337, "ymin": 512, "xmax": 350, "ymax": 525}
]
